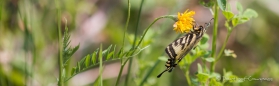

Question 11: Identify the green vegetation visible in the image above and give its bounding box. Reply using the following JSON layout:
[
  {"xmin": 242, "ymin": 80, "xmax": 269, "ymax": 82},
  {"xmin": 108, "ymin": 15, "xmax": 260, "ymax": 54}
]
[{"xmin": 0, "ymin": 0, "xmax": 278, "ymax": 86}]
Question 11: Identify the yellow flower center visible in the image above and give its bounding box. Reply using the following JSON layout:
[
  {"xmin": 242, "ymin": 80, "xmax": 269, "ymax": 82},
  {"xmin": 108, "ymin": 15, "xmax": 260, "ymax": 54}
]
[{"xmin": 173, "ymin": 10, "xmax": 195, "ymax": 33}]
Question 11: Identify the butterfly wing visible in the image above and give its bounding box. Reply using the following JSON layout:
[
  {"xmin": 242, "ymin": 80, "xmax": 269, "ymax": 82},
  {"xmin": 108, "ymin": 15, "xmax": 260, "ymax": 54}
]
[{"xmin": 165, "ymin": 34, "xmax": 197, "ymax": 61}]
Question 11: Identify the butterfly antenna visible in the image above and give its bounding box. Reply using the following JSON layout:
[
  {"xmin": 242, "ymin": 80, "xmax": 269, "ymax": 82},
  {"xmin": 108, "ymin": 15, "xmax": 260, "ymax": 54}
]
[{"xmin": 205, "ymin": 18, "xmax": 214, "ymax": 28}]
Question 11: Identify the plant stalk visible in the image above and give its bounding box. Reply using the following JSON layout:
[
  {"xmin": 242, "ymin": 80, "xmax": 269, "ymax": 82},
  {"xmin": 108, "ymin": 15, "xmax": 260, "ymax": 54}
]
[
  {"xmin": 122, "ymin": 0, "xmax": 131, "ymax": 48},
  {"xmin": 216, "ymin": 31, "xmax": 231, "ymax": 60},
  {"xmin": 115, "ymin": 0, "xmax": 131, "ymax": 85},
  {"xmin": 56, "ymin": 0, "xmax": 64, "ymax": 85},
  {"xmin": 139, "ymin": 60, "xmax": 160, "ymax": 86},
  {"xmin": 115, "ymin": 15, "xmax": 174, "ymax": 86},
  {"xmin": 99, "ymin": 45, "xmax": 103, "ymax": 86},
  {"xmin": 125, "ymin": 0, "xmax": 144, "ymax": 86},
  {"xmin": 210, "ymin": 2, "xmax": 219, "ymax": 73},
  {"xmin": 185, "ymin": 69, "xmax": 191, "ymax": 86},
  {"xmin": 115, "ymin": 64, "xmax": 125, "ymax": 86}
]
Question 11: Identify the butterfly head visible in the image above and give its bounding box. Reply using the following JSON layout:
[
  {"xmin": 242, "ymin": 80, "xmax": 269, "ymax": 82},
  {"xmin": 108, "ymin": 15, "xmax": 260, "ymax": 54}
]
[{"xmin": 192, "ymin": 18, "xmax": 214, "ymax": 33}]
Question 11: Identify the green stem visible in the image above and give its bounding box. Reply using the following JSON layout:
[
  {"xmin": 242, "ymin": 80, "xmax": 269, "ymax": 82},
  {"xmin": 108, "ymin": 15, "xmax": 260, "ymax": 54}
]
[
  {"xmin": 115, "ymin": 64, "xmax": 125, "ymax": 86},
  {"xmin": 0, "ymin": 65, "xmax": 6, "ymax": 86},
  {"xmin": 121, "ymin": 0, "xmax": 131, "ymax": 48},
  {"xmin": 125, "ymin": 0, "xmax": 144, "ymax": 86},
  {"xmin": 0, "ymin": 0, "xmax": 3, "ymax": 30},
  {"xmin": 116, "ymin": 0, "xmax": 131, "ymax": 85},
  {"xmin": 115, "ymin": 53, "xmax": 133, "ymax": 86},
  {"xmin": 124, "ymin": 59, "xmax": 133, "ymax": 86},
  {"xmin": 131, "ymin": 0, "xmax": 144, "ymax": 48},
  {"xmin": 115, "ymin": 15, "xmax": 175, "ymax": 86},
  {"xmin": 210, "ymin": 2, "xmax": 219, "ymax": 73},
  {"xmin": 185, "ymin": 69, "xmax": 191, "ymax": 86},
  {"xmin": 216, "ymin": 31, "xmax": 232, "ymax": 62},
  {"xmin": 211, "ymin": 30, "xmax": 231, "ymax": 73},
  {"xmin": 139, "ymin": 60, "xmax": 160, "ymax": 86},
  {"xmin": 64, "ymin": 59, "xmax": 70, "ymax": 86},
  {"xmin": 135, "ymin": 15, "xmax": 176, "ymax": 49},
  {"xmin": 56, "ymin": 0, "xmax": 64, "ymax": 85},
  {"xmin": 99, "ymin": 45, "xmax": 103, "ymax": 86}
]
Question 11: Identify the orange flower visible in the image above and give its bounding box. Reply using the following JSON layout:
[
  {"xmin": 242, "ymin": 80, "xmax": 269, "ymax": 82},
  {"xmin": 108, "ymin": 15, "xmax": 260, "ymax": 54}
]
[{"xmin": 173, "ymin": 10, "xmax": 195, "ymax": 33}]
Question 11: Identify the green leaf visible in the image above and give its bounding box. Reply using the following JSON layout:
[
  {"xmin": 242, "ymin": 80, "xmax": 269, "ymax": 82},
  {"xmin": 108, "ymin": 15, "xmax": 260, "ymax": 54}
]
[
  {"xmin": 196, "ymin": 73, "xmax": 210, "ymax": 83},
  {"xmin": 112, "ymin": 45, "xmax": 116, "ymax": 59},
  {"xmin": 225, "ymin": 21, "xmax": 232, "ymax": 31},
  {"xmin": 236, "ymin": 2, "xmax": 243, "ymax": 14},
  {"xmin": 209, "ymin": 78, "xmax": 223, "ymax": 86},
  {"xmin": 107, "ymin": 51, "xmax": 114, "ymax": 60},
  {"xmin": 197, "ymin": 63, "xmax": 202, "ymax": 73},
  {"xmin": 205, "ymin": 57, "xmax": 215, "ymax": 62},
  {"xmin": 185, "ymin": 55, "xmax": 192, "ymax": 64},
  {"xmin": 203, "ymin": 51, "xmax": 212, "ymax": 57},
  {"xmin": 232, "ymin": 17, "xmax": 239, "ymax": 27},
  {"xmin": 199, "ymin": 0, "xmax": 214, "ymax": 7},
  {"xmin": 99, "ymin": 45, "xmax": 103, "ymax": 60},
  {"xmin": 103, "ymin": 45, "xmax": 112, "ymax": 60},
  {"xmin": 217, "ymin": 0, "xmax": 226, "ymax": 11},
  {"xmin": 117, "ymin": 47, "xmax": 124, "ymax": 58},
  {"xmin": 66, "ymin": 45, "xmax": 120, "ymax": 82},
  {"xmin": 243, "ymin": 9, "xmax": 258, "ymax": 18},
  {"xmin": 85, "ymin": 55, "xmax": 90, "ymax": 67},
  {"xmin": 237, "ymin": 17, "xmax": 251, "ymax": 25},
  {"xmin": 92, "ymin": 52, "xmax": 97, "ymax": 64},
  {"xmin": 62, "ymin": 69, "xmax": 66, "ymax": 79},
  {"xmin": 223, "ymin": 70, "xmax": 239, "ymax": 83},
  {"xmin": 62, "ymin": 26, "xmax": 80, "ymax": 65},
  {"xmin": 158, "ymin": 56, "xmax": 168, "ymax": 61},
  {"xmin": 93, "ymin": 75, "xmax": 101, "ymax": 86},
  {"xmin": 226, "ymin": 2, "xmax": 231, "ymax": 11},
  {"xmin": 200, "ymin": 34, "xmax": 209, "ymax": 44},
  {"xmin": 71, "ymin": 67, "xmax": 76, "ymax": 75},
  {"xmin": 230, "ymin": 9, "xmax": 257, "ymax": 27},
  {"xmin": 222, "ymin": 11, "xmax": 234, "ymax": 20},
  {"xmin": 210, "ymin": 72, "xmax": 221, "ymax": 80},
  {"xmin": 77, "ymin": 62, "xmax": 81, "ymax": 71},
  {"xmin": 63, "ymin": 27, "xmax": 70, "ymax": 49},
  {"xmin": 126, "ymin": 49, "xmax": 135, "ymax": 57},
  {"xmin": 63, "ymin": 42, "xmax": 80, "ymax": 65},
  {"xmin": 228, "ymin": 75, "xmax": 238, "ymax": 83}
]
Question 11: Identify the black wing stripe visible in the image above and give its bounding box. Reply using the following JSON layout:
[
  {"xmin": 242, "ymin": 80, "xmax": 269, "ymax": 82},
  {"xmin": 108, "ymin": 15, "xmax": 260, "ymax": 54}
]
[
  {"xmin": 174, "ymin": 40, "xmax": 178, "ymax": 46},
  {"xmin": 186, "ymin": 34, "xmax": 193, "ymax": 46},
  {"xmin": 179, "ymin": 37, "xmax": 184, "ymax": 44},
  {"xmin": 165, "ymin": 46, "xmax": 173, "ymax": 58},
  {"xmin": 168, "ymin": 45, "xmax": 177, "ymax": 59}
]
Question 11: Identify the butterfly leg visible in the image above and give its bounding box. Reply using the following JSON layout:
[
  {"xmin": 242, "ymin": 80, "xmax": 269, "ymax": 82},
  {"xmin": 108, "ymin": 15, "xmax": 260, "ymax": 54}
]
[
  {"xmin": 167, "ymin": 58, "xmax": 175, "ymax": 72},
  {"xmin": 173, "ymin": 56, "xmax": 184, "ymax": 67},
  {"xmin": 193, "ymin": 45, "xmax": 199, "ymax": 50}
]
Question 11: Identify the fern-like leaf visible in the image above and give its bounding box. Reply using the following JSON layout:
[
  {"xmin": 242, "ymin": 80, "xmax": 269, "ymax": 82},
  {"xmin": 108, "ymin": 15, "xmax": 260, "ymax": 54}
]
[
  {"xmin": 62, "ymin": 28, "xmax": 80, "ymax": 65},
  {"xmin": 64, "ymin": 45, "xmax": 149, "ymax": 82}
]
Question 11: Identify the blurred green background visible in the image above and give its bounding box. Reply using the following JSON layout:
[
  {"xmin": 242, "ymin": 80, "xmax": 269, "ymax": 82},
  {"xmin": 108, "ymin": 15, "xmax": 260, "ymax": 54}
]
[{"xmin": 0, "ymin": 0, "xmax": 278, "ymax": 86}]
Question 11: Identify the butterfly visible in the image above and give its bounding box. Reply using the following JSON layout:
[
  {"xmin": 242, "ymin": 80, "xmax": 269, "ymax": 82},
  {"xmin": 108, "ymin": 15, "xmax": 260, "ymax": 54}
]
[{"xmin": 157, "ymin": 18, "xmax": 214, "ymax": 78}]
